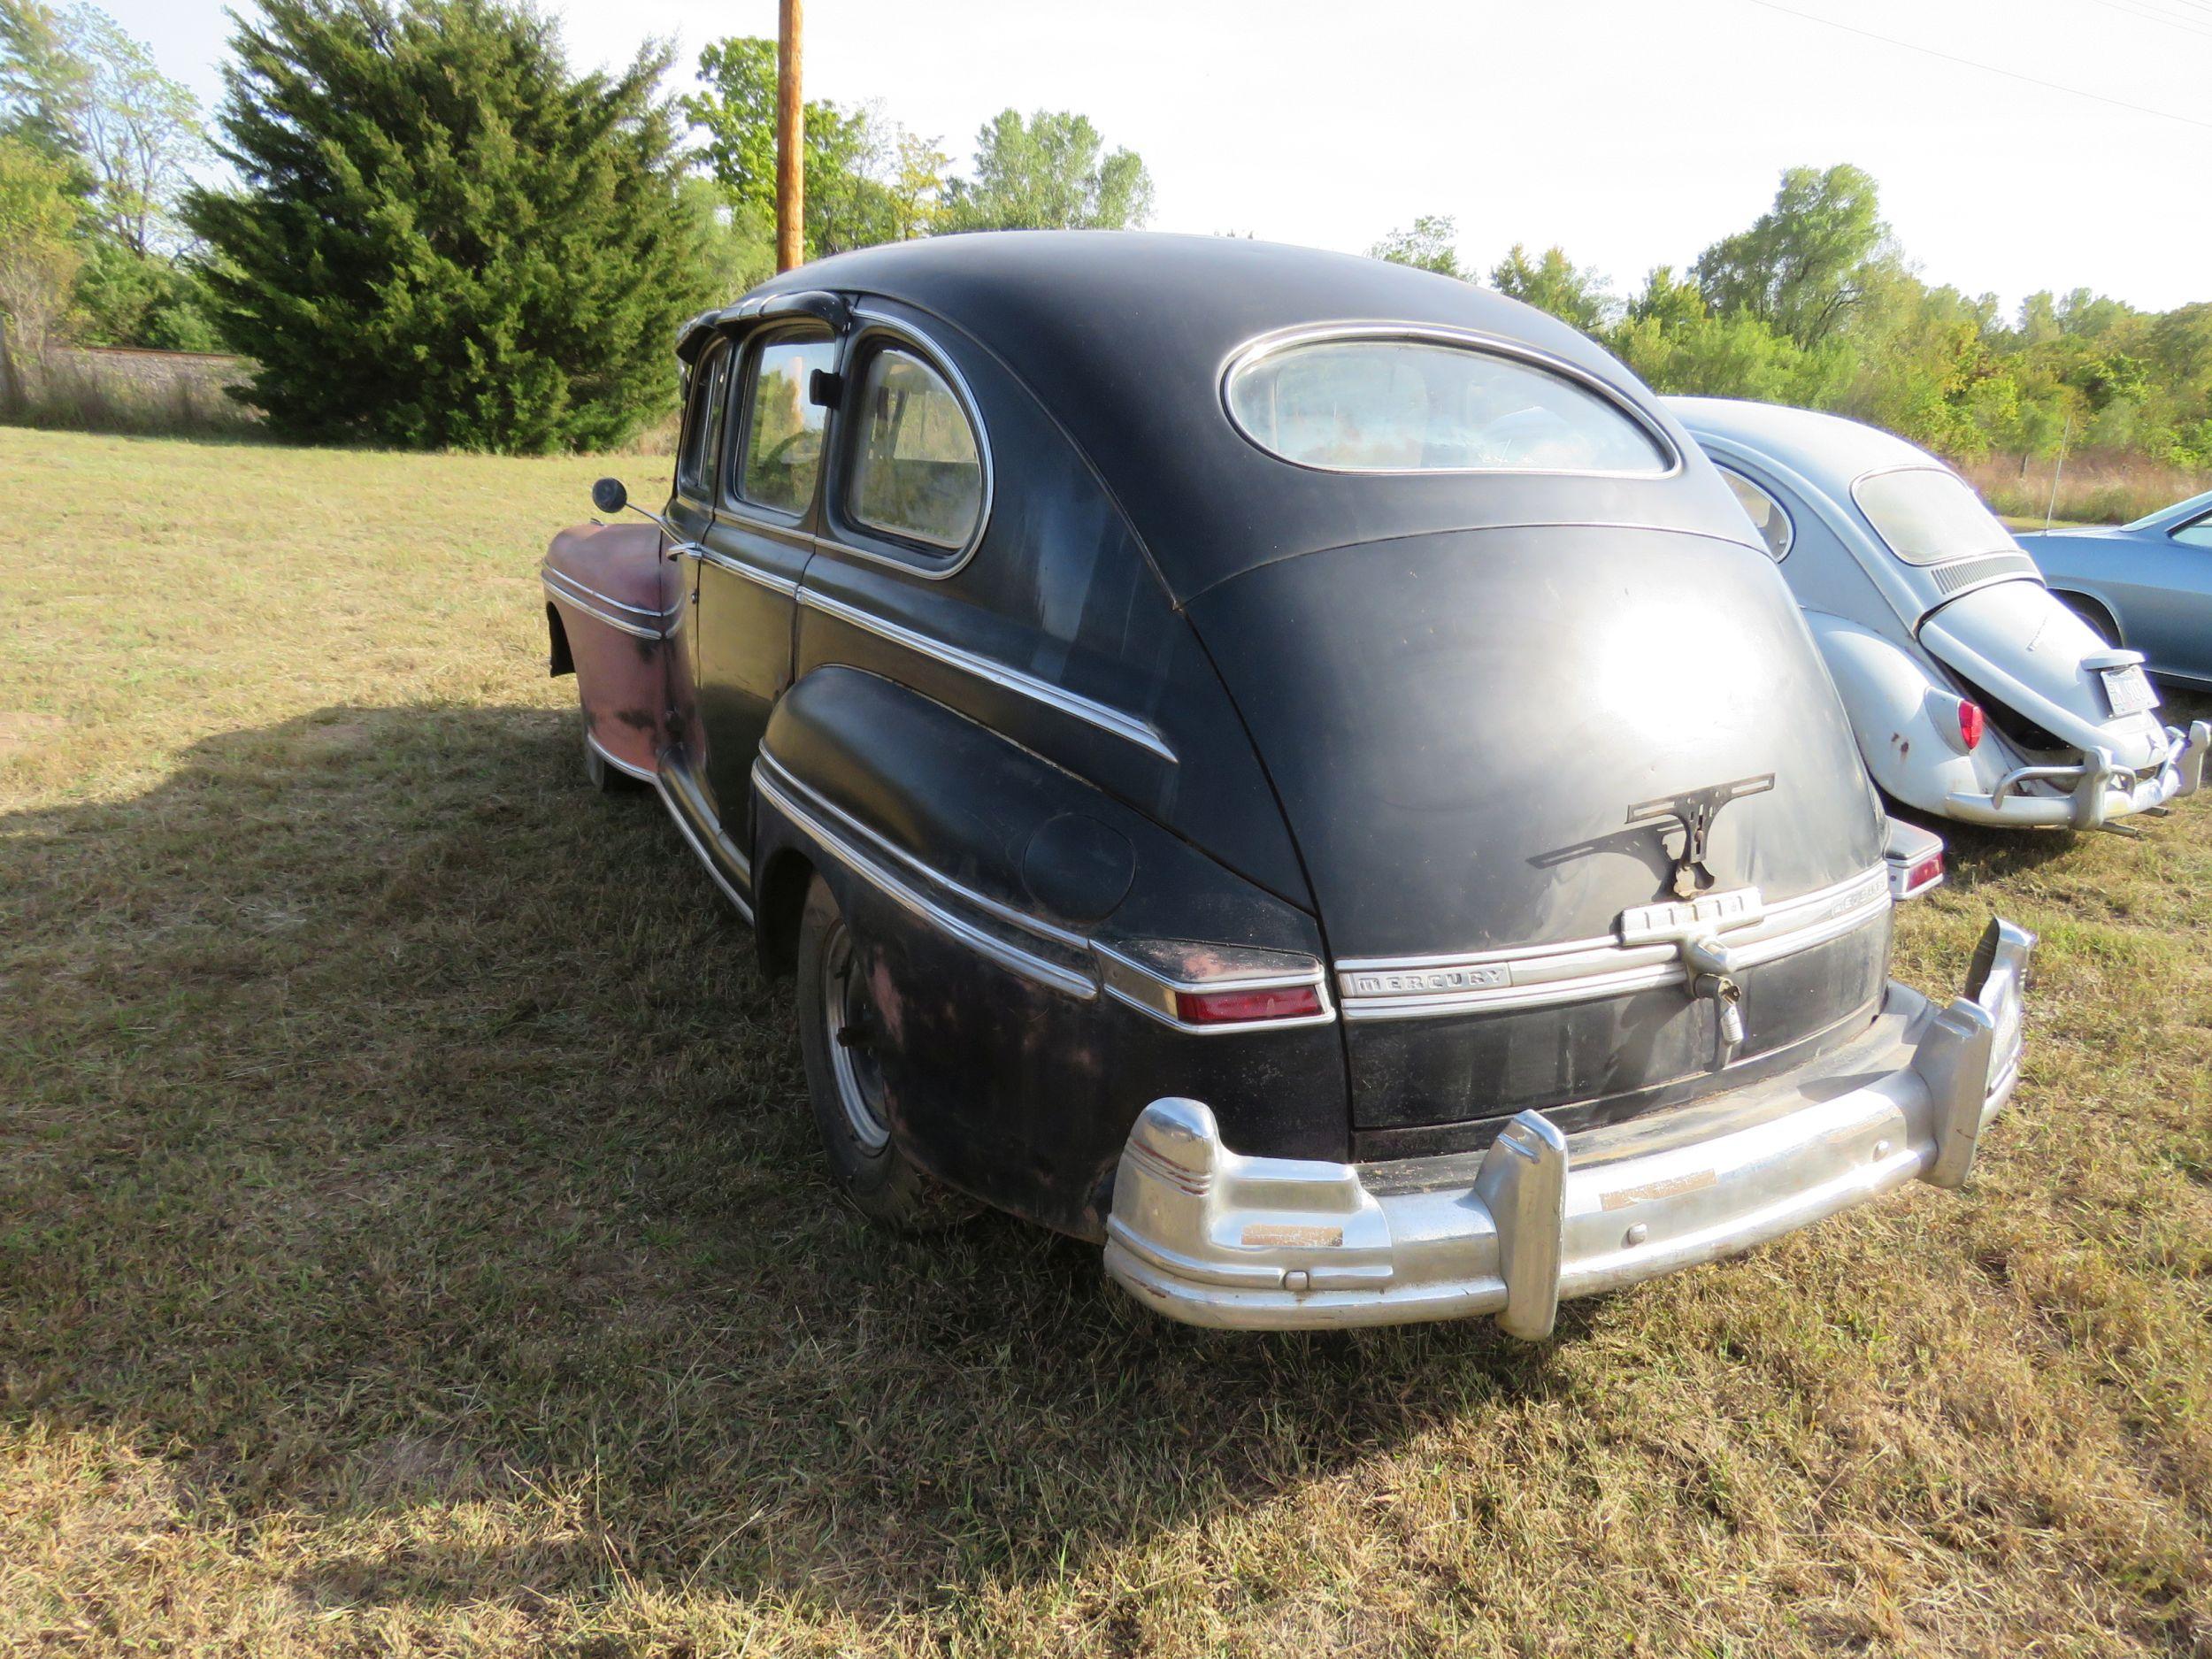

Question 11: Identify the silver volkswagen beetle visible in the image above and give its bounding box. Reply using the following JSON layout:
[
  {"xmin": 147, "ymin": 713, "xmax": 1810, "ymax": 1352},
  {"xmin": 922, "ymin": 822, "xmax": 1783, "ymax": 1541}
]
[{"xmin": 1671, "ymin": 397, "xmax": 2208, "ymax": 831}]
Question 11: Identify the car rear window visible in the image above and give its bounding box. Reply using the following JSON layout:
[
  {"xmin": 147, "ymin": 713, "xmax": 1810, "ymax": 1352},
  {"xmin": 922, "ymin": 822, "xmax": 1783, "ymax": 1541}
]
[
  {"xmin": 1852, "ymin": 467, "xmax": 2015, "ymax": 565},
  {"xmin": 1225, "ymin": 335, "xmax": 1670, "ymax": 475}
]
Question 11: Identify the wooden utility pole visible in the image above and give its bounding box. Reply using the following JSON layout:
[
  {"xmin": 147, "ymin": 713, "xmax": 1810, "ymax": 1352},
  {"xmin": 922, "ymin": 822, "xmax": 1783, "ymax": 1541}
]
[{"xmin": 775, "ymin": 0, "xmax": 804, "ymax": 273}]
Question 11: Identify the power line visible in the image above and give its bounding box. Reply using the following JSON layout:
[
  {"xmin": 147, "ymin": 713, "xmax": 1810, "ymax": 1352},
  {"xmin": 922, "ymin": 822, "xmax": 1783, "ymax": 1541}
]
[
  {"xmin": 1737, "ymin": 0, "xmax": 2212, "ymax": 130},
  {"xmin": 2091, "ymin": 0, "xmax": 2212, "ymax": 38}
]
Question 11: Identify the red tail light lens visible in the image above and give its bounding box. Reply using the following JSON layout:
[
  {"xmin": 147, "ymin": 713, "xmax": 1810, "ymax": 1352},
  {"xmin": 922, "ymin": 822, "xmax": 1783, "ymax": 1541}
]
[
  {"xmin": 1957, "ymin": 699, "xmax": 1985, "ymax": 750},
  {"xmin": 1172, "ymin": 984, "xmax": 1325, "ymax": 1025},
  {"xmin": 1907, "ymin": 852, "xmax": 1944, "ymax": 893}
]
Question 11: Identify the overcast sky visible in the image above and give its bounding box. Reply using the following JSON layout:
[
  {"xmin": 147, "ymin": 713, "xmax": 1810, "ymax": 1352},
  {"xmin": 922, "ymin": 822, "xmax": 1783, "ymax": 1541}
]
[{"xmin": 99, "ymin": 0, "xmax": 2210, "ymax": 315}]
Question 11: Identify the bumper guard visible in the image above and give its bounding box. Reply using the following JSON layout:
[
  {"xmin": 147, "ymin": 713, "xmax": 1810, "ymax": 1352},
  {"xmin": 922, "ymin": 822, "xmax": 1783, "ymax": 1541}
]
[{"xmin": 1943, "ymin": 719, "xmax": 2207, "ymax": 828}]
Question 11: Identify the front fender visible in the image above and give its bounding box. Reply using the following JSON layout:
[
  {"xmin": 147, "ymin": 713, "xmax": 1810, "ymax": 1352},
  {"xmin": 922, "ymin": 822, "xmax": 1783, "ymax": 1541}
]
[
  {"xmin": 751, "ymin": 664, "xmax": 1350, "ymax": 1239},
  {"xmin": 1805, "ymin": 612, "xmax": 1994, "ymax": 814},
  {"xmin": 541, "ymin": 521, "xmax": 676, "ymax": 778}
]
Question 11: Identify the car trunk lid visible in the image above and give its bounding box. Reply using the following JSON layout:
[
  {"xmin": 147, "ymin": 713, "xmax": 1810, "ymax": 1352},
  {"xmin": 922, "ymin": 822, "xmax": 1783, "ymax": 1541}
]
[{"xmin": 1186, "ymin": 524, "xmax": 1892, "ymax": 1143}]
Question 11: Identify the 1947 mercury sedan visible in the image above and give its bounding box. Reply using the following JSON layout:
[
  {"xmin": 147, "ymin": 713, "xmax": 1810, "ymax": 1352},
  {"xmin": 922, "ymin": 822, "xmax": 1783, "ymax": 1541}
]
[{"xmin": 545, "ymin": 233, "xmax": 2034, "ymax": 1335}]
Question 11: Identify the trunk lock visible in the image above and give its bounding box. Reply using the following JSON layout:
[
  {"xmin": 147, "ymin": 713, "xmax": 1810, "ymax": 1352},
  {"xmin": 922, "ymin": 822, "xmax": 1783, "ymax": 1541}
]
[{"xmin": 1617, "ymin": 894, "xmax": 1764, "ymax": 1073}]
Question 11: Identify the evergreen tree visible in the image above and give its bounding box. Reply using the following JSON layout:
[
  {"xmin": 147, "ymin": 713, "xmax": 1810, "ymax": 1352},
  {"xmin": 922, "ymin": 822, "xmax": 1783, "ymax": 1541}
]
[{"xmin": 186, "ymin": 0, "xmax": 705, "ymax": 452}]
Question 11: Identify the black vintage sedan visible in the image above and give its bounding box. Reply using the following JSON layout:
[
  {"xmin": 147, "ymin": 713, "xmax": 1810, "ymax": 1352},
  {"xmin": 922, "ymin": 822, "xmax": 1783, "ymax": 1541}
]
[{"xmin": 545, "ymin": 233, "xmax": 2033, "ymax": 1335}]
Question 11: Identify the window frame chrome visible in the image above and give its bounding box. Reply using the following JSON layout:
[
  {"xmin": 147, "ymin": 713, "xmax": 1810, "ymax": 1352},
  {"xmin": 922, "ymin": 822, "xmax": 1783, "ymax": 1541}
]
[
  {"xmin": 1218, "ymin": 322, "xmax": 1682, "ymax": 480},
  {"xmin": 1714, "ymin": 462, "xmax": 1796, "ymax": 563}
]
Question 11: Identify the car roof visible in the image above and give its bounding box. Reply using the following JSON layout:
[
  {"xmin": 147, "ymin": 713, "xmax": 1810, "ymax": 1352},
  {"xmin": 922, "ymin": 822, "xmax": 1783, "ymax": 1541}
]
[
  {"xmin": 1664, "ymin": 396, "xmax": 1944, "ymax": 486},
  {"xmin": 726, "ymin": 233, "xmax": 1752, "ymax": 599}
]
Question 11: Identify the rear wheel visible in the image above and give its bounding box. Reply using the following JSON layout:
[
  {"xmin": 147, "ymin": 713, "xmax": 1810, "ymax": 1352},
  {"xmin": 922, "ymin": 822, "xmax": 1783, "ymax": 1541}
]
[{"xmin": 795, "ymin": 875, "xmax": 971, "ymax": 1230}]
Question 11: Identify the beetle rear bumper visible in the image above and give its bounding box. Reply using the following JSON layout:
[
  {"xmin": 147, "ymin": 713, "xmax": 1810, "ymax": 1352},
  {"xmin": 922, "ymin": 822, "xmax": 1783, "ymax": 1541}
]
[
  {"xmin": 1941, "ymin": 720, "xmax": 2207, "ymax": 828},
  {"xmin": 1104, "ymin": 921, "xmax": 2034, "ymax": 1334}
]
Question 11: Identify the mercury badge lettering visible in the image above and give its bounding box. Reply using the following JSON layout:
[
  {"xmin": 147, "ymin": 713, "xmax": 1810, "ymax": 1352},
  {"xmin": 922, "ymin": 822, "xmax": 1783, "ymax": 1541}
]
[{"xmin": 542, "ymin": 232, "xmax": 2036, "ymax": 1335}]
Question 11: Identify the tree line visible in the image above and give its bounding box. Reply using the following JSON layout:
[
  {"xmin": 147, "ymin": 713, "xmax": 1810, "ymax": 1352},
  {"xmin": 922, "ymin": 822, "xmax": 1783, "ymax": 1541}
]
[
  {"xmin": 1374, "ymin": 168, "xmax": 2212, "ymax": 474},
  {"xmin": 3, "ymin": 0, "xmax": 2206, "ymax": 466}
]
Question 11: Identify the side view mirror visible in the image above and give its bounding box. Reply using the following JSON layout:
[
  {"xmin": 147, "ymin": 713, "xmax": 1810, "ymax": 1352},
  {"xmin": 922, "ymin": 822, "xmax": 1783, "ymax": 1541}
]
[{"xmin": 591, "ymin": 476, "xmax": 628, "ymax": 515}]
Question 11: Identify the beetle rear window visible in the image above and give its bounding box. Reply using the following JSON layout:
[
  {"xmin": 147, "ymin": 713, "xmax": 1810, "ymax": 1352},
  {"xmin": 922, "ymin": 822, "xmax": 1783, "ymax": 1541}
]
[
  {"xmin": 1225, "ymin": 337, "xmax": 1670, "ymax": 474},
  {"xmin": 1853, "ymin": 467, "xmax": 2015, "ymax": 565}
]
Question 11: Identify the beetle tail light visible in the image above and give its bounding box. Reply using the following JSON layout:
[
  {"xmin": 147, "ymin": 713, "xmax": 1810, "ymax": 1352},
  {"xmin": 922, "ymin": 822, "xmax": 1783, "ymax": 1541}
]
[
  {"xmin": 1957, "ymin": 699, "xmax": 1985, "ymax": 750},
  {"xmin": 1172, "ymin": 984, "xmax": 1325, "ymax": 1026}
]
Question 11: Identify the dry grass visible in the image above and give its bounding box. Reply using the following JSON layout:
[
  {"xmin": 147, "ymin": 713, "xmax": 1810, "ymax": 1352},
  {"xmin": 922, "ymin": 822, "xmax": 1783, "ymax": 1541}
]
[
  {"xmin": 4, "ymin": 426, "xmax": 2211, "ymax": 1657},
  {"xmin": 1962, "ymin": 450, "xmax": 2211, "ymax": 528}
]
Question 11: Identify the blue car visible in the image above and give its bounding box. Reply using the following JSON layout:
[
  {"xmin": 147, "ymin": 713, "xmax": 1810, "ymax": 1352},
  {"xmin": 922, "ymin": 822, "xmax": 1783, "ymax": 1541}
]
[{"xmin": 2019, "ymin": 490, "xmax": 2212, "ymax": 691}]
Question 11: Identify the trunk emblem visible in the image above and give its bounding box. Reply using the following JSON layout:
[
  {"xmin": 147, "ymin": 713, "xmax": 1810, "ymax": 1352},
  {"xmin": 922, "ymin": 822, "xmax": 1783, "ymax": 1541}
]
[{"xmin": 1626, "ymin": 773, "xmax": 1777, "ymax": 899}]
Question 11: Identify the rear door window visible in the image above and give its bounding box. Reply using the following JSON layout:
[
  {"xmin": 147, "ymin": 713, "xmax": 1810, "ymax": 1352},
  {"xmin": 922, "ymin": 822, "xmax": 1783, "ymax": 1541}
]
[{"xmin": 737, "ymin": 333, "xmax": 838, "ymax": 516}]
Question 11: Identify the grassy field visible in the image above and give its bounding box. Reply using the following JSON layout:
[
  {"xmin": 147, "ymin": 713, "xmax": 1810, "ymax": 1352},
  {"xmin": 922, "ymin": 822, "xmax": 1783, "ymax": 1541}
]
[{"xmin": 3, "ymin": 427, "xmax": 2210, "ymax": 1657}]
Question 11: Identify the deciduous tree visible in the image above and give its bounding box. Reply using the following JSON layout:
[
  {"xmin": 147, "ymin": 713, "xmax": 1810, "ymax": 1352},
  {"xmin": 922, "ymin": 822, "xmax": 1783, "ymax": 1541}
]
[{"xmin": 940, "ymin": 109, "xmax": 1151, "ymax": 232}]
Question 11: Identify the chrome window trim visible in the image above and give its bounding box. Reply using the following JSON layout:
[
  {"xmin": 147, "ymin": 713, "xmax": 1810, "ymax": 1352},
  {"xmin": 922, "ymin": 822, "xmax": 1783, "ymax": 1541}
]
[
  {"xmin": 728, "ymin": 322, "xmax": 837, "ymax": 523},
  {"xmin": 586, "ymin": 734, "xmax": 755, "ymax": 924},
  {"xmin": 542, "ymin": 573, "xmax": 668, "ymax": 641},
  {"xmin": 796, "ymin": 588, "xmax": 1177, "ymax": 764},
  {"xmin": 754, "ymin": 759, "xmax": 1096, "ymax": 999},
  {"xmin": 809, "ymin": 307, "xmax": 997, "ymax": 580},
  {"xmin": 1713, "ymin": 463, "xmax": 1795, "ymax": 563},
  {"xmin": 1337, "ymin": 867, "xmax": 1890, "ymax": 1023},
  {"xmin": 1219, "ymin": 322, "xmax": 1681, "ymax": 480}
]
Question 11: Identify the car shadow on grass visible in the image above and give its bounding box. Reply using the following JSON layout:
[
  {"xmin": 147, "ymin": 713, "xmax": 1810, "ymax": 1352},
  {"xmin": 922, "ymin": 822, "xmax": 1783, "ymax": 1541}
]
[{"xmin": 0, "ymin": 703, "xmax": 1583, "ymax": 1627}]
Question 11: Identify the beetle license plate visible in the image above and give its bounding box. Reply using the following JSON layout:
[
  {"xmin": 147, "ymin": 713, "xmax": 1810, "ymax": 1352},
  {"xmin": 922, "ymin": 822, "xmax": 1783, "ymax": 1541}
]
[{"xmin": 2101, "ymin": 664, "xmax": 2158, "ymax": 718}]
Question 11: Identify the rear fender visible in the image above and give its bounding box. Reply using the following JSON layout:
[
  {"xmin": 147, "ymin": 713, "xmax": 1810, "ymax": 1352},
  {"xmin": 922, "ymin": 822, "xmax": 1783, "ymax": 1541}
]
[
  {"xmin": 541, "ymin": 522, "xmax": 677, "ymax": 779},
  {"xmin": 1805, "ymin": 612, "xmax": 1997, "ymax": 811},
  {"xmin": 752, "ymin": 664, "xmax": 1349, "ymax": 1239}
]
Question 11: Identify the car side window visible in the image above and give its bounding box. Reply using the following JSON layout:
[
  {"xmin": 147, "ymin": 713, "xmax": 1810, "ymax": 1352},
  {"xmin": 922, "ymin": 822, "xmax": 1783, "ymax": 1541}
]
[
  {"xmin": 675, "ymin": 339, "xmax": 732, "ymax": 501},
  {"xmin": 736, "ymin": 332, "xmax": 838, "ymax": 516},
  {"xmin": 1718, "ymin": 466, "xmax": 1793, "ymax": 561},
  {"xmin": 2173, "ymin": 512, "xmax": 2212, "ymax": 549},
  {"xmin": 846, "ymin": 345, "xmax": 985, "ymax": 553}
]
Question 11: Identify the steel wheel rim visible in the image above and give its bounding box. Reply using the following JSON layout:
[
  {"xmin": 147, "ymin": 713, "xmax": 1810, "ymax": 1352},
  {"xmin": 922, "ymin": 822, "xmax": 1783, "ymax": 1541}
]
[{"xmin": 821, "ymin": 920, "xmax": 891, "ymax": 1152}]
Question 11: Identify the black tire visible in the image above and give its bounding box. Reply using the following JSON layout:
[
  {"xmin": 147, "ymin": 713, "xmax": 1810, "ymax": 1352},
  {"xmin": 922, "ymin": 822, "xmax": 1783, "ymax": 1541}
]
[
  {"xmin": 794, "ymin": 875, "xmax": 972, "ymax": 1230},
  {"xmin": 583, "ymin": 730, "xmax": 647, "ymax": 794}
]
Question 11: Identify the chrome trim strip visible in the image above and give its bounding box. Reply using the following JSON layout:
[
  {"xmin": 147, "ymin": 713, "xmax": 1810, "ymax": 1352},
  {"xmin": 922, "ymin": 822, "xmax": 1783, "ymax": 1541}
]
[
  {"xmin": 542, "ymin": 566, "xmax": 673, "ymax": 619},
  {"xmin": 542, "ymin": 574, "xmax": 667, "ymax": 641},
  {"xmin": 1220, "ymin": 322, "xmax": 1681, "ymax": 480},
  {"xmin": 753, "ymin": 762, "xmax": 1097, "ymax": 999},
  {"xmin": 796, "ymin": 588, "xmax": 1177, "ymax": 764},
  {"xmin": 756, "ymin": 751, "xmax": 1087, "ymax": 951},
  {"xmin": 586, "ymin": 734, "xmax": 755, "ymax": 924},
  {"xmin": 696, "ymin": 547, "xmax": 801, "ymax": 596},
  {"xmin": 1337, "ymin": 867, "xmax": 1890, "ymax": 1022}
]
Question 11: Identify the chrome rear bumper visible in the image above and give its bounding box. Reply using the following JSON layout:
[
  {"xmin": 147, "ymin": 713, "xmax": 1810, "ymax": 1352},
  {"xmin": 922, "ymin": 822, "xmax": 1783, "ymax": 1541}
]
[
  {"xmin": 1942, "ymin": 720, "xmax": 2207, "ymax": 828},
  {"xmin": 1104, "ymin": 920, "xmax": 2035, "ymax": 1335}
]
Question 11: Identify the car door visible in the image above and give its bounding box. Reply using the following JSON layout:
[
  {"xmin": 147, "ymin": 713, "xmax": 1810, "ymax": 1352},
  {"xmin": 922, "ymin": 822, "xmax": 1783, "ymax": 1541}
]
[
  {"xmin": 2124, "ymin": 506, "xmax": 2212, "ymax": 683},
  {"xmin": 690, "ymin": 325, "xmax": 841, "ymax": 834}
]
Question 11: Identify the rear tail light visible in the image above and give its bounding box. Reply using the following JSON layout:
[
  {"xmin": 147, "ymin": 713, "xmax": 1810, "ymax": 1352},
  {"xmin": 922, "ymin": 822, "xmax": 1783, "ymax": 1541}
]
[
  {"xmin": 1957, "ymin": 699, "xmax": 1985, "ymax": 750},
  {"xmin": 1172, "ymin": 984, "xmax": 1325, "ymax": 1026},
  {"xmin": 1905, "ymin": 851, "xmax": 1944, "ymax": 894}
]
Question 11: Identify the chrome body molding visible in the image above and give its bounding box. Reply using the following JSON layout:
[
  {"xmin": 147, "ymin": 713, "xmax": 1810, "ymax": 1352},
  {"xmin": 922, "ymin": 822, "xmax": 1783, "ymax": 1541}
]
[
  {"xmin": 677, "ymin": 543, "xmax": 802, "ymax": 597},
  {"xmin": 1104, "ymin": 920, "xmax": 2037, "ymax": 1334},
  {"xmin": 1335, "ymin": 866, "xmax": 1890, "ymax": 1022},
  {"xmin": 756, "ymin": 756, "xmax": 1099, "ymax": 998},
  {"xmin": 796, "ymin": 588, "xmax": 1177, "ymax": 764},
  {"xmin": 585, "ymin": 734, "xmax": 755, "ymax": 924},
  {"xmin": 1094, "ymin": 939, "xmax": 1337, "ymax": 1035},
  {"xmin": 755, "ymin": 752, "xmax": 1333, "ymax": 1028},
  {"xmin": 542, "ymin": 570, "xmax": 673, "ymax": 641}
]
